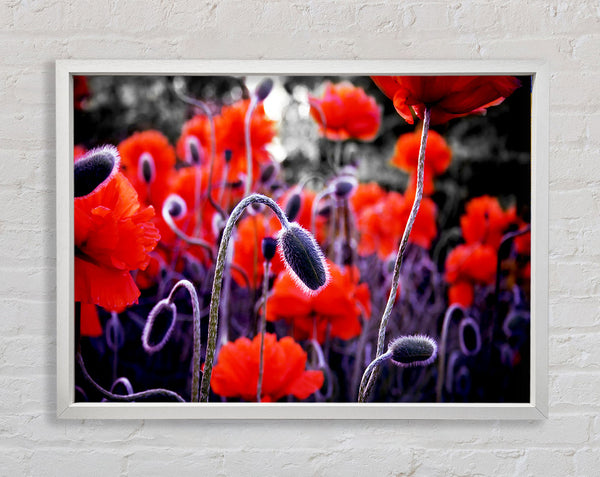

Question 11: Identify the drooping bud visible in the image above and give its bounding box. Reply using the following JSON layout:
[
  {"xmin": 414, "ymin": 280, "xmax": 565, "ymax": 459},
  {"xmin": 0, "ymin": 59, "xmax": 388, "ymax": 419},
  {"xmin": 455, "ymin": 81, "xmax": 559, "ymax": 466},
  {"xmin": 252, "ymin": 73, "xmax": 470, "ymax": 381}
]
[
  {"xmin": 260, "ymin": 163, "xmax": 278, "ymax": 184},
  {"xmin": 285, "ymin": 191, "xmax": 302, "ymax": 222},
  {"xmin": 164, "ymin": 194, "xmax": 188, "ymax": 219},
  {"xmin": 185, "ymin": 136, "xmax": 203, "ymax": 165},
  {"xmin": 74, "ymin": 145, "xmax": 119, "ymax": 198},
  {"xmin": 138, "ymin": 152, "xmax": 156, "ymax": 184},
  {"xmin": 388, "ymin": 335, "xmax": 438, "ymax": 367},
  {"xmin": 278, "ymin": 223, "xmax": 329, "ymax": 294},
  {"xmin": 224, "ymin": 149, "xmax": 233, "ymax": 163},
  {"xmin": 255, "ymin": 78, "xmax": 274, "ymax": 102},
  {"xmin": 262, "ymin": 237, "xmax": 278, "ymax": 262},
  {"xmin": 458, "ymin": 317, "xmax": 481, "ymax": 356},
  {"xmin": 332, "ymin": 176, "xmax": 357, "ymax": 200}
]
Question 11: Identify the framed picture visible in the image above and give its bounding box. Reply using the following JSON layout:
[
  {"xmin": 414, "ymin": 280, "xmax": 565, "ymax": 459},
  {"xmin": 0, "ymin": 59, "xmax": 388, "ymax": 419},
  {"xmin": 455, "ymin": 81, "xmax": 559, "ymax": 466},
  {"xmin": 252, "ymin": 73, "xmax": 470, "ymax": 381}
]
[{"xmin": 56, "ymin": 60, "xmax": 548, "ymax": 419}]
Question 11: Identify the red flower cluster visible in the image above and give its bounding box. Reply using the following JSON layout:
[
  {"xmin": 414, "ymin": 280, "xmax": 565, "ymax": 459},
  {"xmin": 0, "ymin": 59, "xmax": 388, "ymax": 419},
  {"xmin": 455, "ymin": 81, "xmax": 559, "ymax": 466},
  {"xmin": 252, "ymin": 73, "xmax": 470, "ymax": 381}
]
[
  {"xmin": 352, "ymin": 183, "xmax": 438, "ymax": 259},
  {"xmin": 266, "ymin": 260, "xmax": 371, "ymax": 343},
  {"xmin": 371, "ymin": 76, "xmax": 521, "ymax": 125},
  {"xmin": 211, "ymin": 333, "xmax": 324, "ymax": 402},
  {"xmin": 445, "ymin": 195, "xmax": 519, "ymax": 307},
  {"xmin": 74, "ymin": 147, "xmax": 160, "ymax": 334},
  {"xmin": 309, "ymin": 82, "xmax": 381, "ymax": 141},
  {"xmin": 118, "ymin": 130, "xmax": 177, "ymax": 209},
  {"xmin": 390, "ymin": 129, "xmax": 452, "ymax": 196}
]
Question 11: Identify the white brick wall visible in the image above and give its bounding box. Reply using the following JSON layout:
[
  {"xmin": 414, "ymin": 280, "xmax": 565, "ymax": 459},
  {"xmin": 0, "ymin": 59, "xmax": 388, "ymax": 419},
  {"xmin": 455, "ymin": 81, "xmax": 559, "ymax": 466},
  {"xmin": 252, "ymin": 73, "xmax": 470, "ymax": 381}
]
[{"xmin": 1, "ymin": 0, "xmax": 598, "ymax": 475}]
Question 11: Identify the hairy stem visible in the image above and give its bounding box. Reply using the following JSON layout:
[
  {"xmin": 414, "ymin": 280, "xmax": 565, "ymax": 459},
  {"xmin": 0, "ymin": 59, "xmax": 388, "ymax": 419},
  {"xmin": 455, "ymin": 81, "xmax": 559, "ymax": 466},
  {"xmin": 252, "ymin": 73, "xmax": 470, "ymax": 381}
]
[
  {"xmin": 200, "ymin": 194, "xmax": 290, "ymax": 402},
  {"xmin": 257, "ymin": 260, "xmax": 270, "ymax": 402},
  {"xmin": 435, "ymin": 304, "xmax": 464, "ymax": 402},
  {"xmin": 359, "ymin": 107, "xmax": 431, "ymax": 403}
]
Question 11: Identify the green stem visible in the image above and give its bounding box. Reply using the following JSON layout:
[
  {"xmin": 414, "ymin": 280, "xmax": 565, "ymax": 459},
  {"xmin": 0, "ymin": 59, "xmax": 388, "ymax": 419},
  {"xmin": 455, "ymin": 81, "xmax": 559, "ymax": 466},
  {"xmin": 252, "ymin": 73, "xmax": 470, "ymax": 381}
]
[{"xmin": 359, "ymin": 107, "xmax": 431, "ymax": 403}]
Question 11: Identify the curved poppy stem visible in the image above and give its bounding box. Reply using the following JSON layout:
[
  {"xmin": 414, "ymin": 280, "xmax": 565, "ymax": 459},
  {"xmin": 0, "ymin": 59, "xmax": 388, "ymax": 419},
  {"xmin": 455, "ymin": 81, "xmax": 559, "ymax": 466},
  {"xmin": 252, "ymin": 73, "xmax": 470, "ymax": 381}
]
[
  {"xmin": 165, "ymin": 280, "xmax": 202, "ymax": 402},
  {"xmin": 257, "ymin": 260, "xmax": 270, "ymax": 402},
  {"xmin": 360, "ymin": 107, "xmax": 431, "ymax": 403},
  {"xmin": 76, "ymin": 352, "xmax": 185, "ymax": 402},
  {"xmin": 357, "ymin": 351, "xmax": 393, "ymax": 402},
  {"xmin": 244, "ymin": 96, "xmax": 259, "ymax": 198},
  {"xmin": 200, "ymin": 194, "xmax": 290, "ymax": 402},
  {"xmin": 162, "ymin": 205, "xmax": 214, "ymax": 261},
  {"xmin": 435, "ymin": 304, "xmax": 464, "ymax": 402}
]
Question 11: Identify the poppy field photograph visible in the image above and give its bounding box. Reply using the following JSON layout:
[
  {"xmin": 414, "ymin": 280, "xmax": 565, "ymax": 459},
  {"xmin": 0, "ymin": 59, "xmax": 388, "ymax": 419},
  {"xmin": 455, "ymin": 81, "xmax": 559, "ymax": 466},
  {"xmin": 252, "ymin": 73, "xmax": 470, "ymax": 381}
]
[{"xmin": 70, "ymin": 71, "xmax": 533, "ymax": 406}]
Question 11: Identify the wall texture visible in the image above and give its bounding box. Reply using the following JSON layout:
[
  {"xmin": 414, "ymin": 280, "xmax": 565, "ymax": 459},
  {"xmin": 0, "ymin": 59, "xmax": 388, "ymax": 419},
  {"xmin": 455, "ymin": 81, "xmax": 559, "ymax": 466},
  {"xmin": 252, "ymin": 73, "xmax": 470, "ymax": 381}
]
[{"xmin": 1, "ymin": 1, "xmax": 599, "ymax": 475}]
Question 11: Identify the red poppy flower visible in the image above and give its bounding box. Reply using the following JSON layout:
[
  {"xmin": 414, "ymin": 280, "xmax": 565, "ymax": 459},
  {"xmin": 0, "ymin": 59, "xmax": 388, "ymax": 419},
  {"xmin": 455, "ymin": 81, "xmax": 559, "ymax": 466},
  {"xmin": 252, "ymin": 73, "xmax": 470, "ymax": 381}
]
[
  {"xmin": 266, "ymin": 260, "xmax": 371, "ymax": 343},
  {"xmin": 75, "ymin": 146, "xmax": 160, "ymax": 312},
  {"xmin": 445, "ymin": 243, "xmax": 497, "ymax": 307},
  {"xmin": 350, "ymin": 182, "xmax": 387, "ymax": 212},
  {"xmin": 390, "ymin": 129, "xmax": 452, "ymax": 196},
  {"xmin": 215, "ymin": 99, "xmax": 276, "ymax": 185},
  {"xmin": 355, "ymin": 189, "xmax": 437, "ymax": 259},
  {"xmin": 460, "ymin": 195, "xmax": 516, "ymax": 250},
  {"xmin": 118, "ymin": 130, "xmax": 177, "ymax": 209},
  {"xmin": 211, "ymin": 333, "xmax": 324, "ymax": 402},
  {"xmin": 79, "ymin": 303, "xmax": 102, "ymax": 338},
  {"xmin": 309, "ymin": 82, "xmax": 381, "ymax": 141},
  {"xmin": 232, "ymin": 214, "xmax": 285, "ymax": 289},
  {"xmin": 371, "ymin": 76, "xmax": 521, "ymax": 125},
  {"xmin": 176, "ymin": 115, "xmax": 212, "ymax": 165},
  {"xmin": 154, "ymin": 166, "xmax": 220, "ymax": 265}
]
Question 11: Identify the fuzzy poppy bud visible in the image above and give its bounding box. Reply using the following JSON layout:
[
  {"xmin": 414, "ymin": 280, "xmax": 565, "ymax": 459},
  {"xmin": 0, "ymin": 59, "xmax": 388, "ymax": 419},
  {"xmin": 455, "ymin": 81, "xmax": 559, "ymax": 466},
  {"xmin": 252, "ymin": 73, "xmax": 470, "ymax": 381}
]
[
  {"xmin": 458, "ymin": 317, "xmax": 481, "ymax": 356},
  {"xmin": 138, "ymin": 152, "xmax": 155, "ymax": 184},
  {"xmin": 260, "ymin": 163, "xmax": 277, "ymax": 184},
  {"xmin": 255, "ymin": 78, "xmax": 274, "ymax": 102},
  {"xmin": 333, "ymin": 177, "xmax": 357, "ymax": 200},
  {"xmin": 74, "ymin": 145, "xmax": 119, "ymax": 198},
  {"xmin": 164, "ymin": 194, "xmax": 188, "ymax": 219},
  {"xmin": 278, "ymin": 223, "xmax": 329, "ymax": 294},
  {"xmin": 389, "ymin": 335, "xmax": 438, "ymax": 367},
  {"xmin": 285, "ymin": 192, "xmax": 302, "ymax": 222},
  {"xmin": 262, "ymin": 237, "xmax": 278, "ymax": 262},
  {"xmin": 185, "ymin": 136, "xmax": 203, "ymax": 165}
]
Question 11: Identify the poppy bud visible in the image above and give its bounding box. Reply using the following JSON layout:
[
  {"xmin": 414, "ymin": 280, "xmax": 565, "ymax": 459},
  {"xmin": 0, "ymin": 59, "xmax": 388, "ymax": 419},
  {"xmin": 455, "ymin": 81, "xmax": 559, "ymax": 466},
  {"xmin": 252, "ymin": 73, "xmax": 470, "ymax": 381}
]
[
  {"xmin": 260, "ymin": 163, "xmax": 277, "ymax": 184},
  {"xmin": 278, "ymin": 223, "xmax": 329, "ymax": 294},
  {"xmin": 333, "ymin": 178, "xmax": 356, "ymax": 199},
  {"xmin": 458, "ymin": 317, "xmax": 481, "ymax": 356},
  {"xmin": 74, "ymin": 145, "xmax": 119, "ymax": 198},
  {"xmin": 388, "ymin": 335, "xmax": 437, "ymax": 367},
  {"xmin": 164, "ymin": 194, "xmax": 188, "ymax": 219},
  {"xmin": 138, "ymin": 152, "xmax": 155, "ymax": 184},
  {"xmin": 185, "ymin": 136, "xmax": 203, "ymax": 165},
  {"xmin": 262, "ymin": 237, "xmax": 278, "ymax": 262},
  {"xmin": 255, "ymin": 78, "xmax": 274, "ymax": 102},
  {"xmin": 285, "ymin": 191, "xmax": 302, "ymax": 222},
  {"xmin": 224, "ymin": 149, "xmax": 233, "ymax": 163}
]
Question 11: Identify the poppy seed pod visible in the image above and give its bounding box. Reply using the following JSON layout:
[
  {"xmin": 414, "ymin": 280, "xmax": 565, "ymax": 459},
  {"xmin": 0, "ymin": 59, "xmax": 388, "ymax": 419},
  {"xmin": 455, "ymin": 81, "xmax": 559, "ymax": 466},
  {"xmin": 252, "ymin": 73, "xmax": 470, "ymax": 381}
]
[
  {"xmin": 285, "ymin": 192, "xmax": 302, "ymax": 222},
  {"xmin": 262, "ymin": 237, "xmax": 278, "ymax": 262},
  {"xmin": 278, "ymin": 223, "xmax": 329, "ymax": 295},
  {"xmin": 255, "ymin": 78, "xmax": 274, "ymax": 102},
  {"xmin": 458, "ymin": 317, "xmax": 481, "ymax": 356},
  {"xmin": 74, "ymin": 145, "xmax": 119, "ymax": 198},
  {"xmin": 389, "ymin": 335, "xmax": 438, "ymax": 367}
]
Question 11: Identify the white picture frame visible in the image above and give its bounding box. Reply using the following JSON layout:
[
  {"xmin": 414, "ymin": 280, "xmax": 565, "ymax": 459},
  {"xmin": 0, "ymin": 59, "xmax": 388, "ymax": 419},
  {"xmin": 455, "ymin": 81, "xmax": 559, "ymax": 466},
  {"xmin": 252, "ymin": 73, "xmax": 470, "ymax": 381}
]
[{"xmin": 56, "ymin": 59, "xmax": 549, "ymax": 419}]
